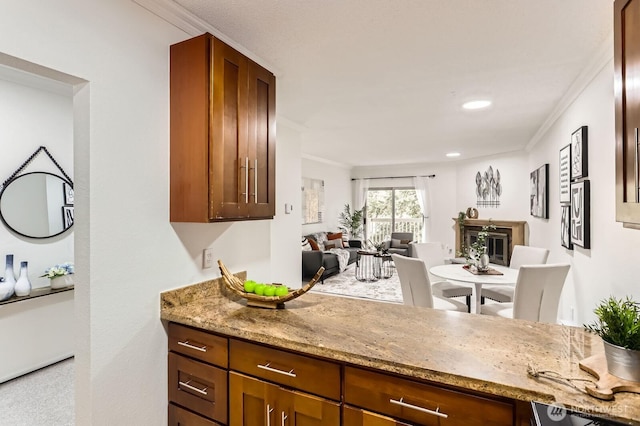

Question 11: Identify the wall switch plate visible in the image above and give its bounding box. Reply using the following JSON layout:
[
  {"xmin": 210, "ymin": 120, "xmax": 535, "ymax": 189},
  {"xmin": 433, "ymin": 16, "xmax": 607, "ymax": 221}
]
[
  {"xmin": 285, "ymin": 203, "xmax": 292, "ymax": 214},
  {"xmin": 203, "ymin": 248, "xmax": 213, "ymax": 269}
]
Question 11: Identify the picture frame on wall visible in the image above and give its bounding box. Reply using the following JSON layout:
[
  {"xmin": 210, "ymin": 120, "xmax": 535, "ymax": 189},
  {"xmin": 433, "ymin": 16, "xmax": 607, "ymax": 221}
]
[
  {"xmin": 570, "ymin": 126, "xmax": 588, "ymax": 181},
  {"xmin": 62, "ymin": 205, "xmax": 74, "ymax": 228},
  {"xmin": 530, "ymin": 164, "xmax": 549, "ymax": 219},
  {"xmin": 570, "ymin": 180, "xmax": 590, "ymax": 249},
  {"xmin": 559, "ymin": 144, "xmax": 571, "ymax": 204},
  {"xmin": 63, "ymin": 182, "xmax": 74, "ymax": 205},
  {"xmin": 561, "ymin": 205, "xmax": 573, "ymax": 250}
]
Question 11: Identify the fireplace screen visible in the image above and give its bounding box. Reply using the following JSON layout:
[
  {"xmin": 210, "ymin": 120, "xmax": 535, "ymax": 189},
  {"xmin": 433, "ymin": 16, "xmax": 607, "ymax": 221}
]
[{"xmin": 466, "ymin": 230, "xmax": 510, "ymax": 266}]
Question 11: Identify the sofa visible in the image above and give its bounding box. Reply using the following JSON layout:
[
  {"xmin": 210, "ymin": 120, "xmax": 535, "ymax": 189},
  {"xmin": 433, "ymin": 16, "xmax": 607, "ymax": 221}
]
[{"xmin": 302, "ymin": 232, "xmax": 362, "ymax": 282}]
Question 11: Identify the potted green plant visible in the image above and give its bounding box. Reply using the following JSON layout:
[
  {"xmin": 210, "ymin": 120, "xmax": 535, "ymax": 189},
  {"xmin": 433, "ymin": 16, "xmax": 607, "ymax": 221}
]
[
  {"xmin": 338, "ymin": 204, "xmax": 364, "ymax": 240},
  {"xmin": 585, "ymin": 296, "xmax": 640, "ymax": 382},
  {"xmin": 465, "ymin": 224, "xmax": 495, "ymax": 271}
]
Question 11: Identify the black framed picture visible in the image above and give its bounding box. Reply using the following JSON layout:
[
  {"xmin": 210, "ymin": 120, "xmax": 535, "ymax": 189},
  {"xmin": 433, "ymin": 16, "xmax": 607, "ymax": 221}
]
[
  {"xmin": 559, "ymin": 144, "xmax": 571, "ymax": 204},
  {"xmin": 63, "ymin": 182, "xmax": 74, "ymax": 205},
  {"xmin": 570, "ymin": 180, "xmax": 590, "ymax": 249},
  {"xmin": 570, "ymin": 126, "xmax": 588, "ymax": 181},
  {"xmin": 62, "ymin": 206, "xmax": 74, "ymax": 228},
  {"xmin": 530, "ymin": 164, "xmax": 549, "ymax": 219},
  {"xmin": 561, "ymin": 205, "xmax": 573, "ymax": 250}
]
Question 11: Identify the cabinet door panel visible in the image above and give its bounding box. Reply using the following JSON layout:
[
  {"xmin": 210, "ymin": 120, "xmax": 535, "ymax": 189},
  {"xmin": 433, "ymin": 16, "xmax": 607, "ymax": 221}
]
[
  {"xmin": 280, "ymin": 388, "xmax": 340, "ymax": 426},
  {"xmin": 247, "ymin": 60, "xmax": 276, "ymax": 218},
  {"xmin": 343, "ymin": 405, "xmax": 412, "ymax": 426},
  {"xmin": 211, "ymin": 38, "xmax": 249, "ymax": 219},
  {"xmin": 169, "ymin": 403, "xmax": 220, "ymax": 426},
  {"xmin": 229, "ymin": 371, "xmax": 279, "ymax": 426}
]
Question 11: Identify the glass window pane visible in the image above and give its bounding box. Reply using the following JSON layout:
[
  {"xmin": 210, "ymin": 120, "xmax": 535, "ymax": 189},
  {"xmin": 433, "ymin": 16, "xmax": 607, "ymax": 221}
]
[
  {"xmin": 366, "ymin": 189, "xmax": 392, "ymax": 245},
  {"xmin": 394, "ymin": 189, "xmax": 423, "ymax": 242}
]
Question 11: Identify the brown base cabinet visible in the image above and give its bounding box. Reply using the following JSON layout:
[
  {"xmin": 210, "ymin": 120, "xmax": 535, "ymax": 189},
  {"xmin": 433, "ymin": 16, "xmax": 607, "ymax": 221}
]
[{"xmin": 167, "ymin": 322, "xmax": 529, "ymax": 425}]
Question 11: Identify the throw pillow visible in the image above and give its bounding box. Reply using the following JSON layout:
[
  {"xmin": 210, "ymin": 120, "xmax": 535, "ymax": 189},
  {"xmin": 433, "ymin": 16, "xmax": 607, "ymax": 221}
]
[
  {"xmin": 400, "ymin": 239, "xmax": 411, "ymax": 245},
  {"xmin": 327, "ymin": 233, "xmax": 344, "ymax": 248},
  {"xmin": 324, "ymin": 241, "xmax": 337, "ymax": 250},
  {"xmin": 308, "ymin": 239, "xmax": 320, "ymax": 251},
  {"xmin": 301, "ymin": 237, "xmax": 312, "ymax": 251},
  {"xmin": 390, "ymin": 238, "xmax": 402, "ymax": 248}
]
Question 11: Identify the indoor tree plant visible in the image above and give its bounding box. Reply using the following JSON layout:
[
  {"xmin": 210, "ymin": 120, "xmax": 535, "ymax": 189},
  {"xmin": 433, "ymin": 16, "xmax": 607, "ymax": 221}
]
[
  {"xmin": 338, "ymin": 204, "xmax": 364, "ymax": 240},
  {"xmin": 585, "ymin": 296, "xmax": 640, "ymax": 382}
]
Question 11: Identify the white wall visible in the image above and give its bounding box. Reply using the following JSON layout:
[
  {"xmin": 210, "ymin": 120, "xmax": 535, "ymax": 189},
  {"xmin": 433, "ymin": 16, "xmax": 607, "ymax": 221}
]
[
  {"xmin": 301, "ymin": 156, "xmax": 352, "ymax": 235},
  {"xmin": 526, "ymin": 58, "xmax": 640, "ymax": 325},
  {"xmin": 0, "ymin": 0, "xmax": 299, "ymax": 424}
]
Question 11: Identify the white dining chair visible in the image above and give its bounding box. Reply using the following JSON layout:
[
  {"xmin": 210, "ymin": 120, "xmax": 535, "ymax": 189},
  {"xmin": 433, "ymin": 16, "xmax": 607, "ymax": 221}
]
[
  {"xmin": 412, "ymin": 242, "xmax": 473, "ymax": 312},
  {"xmin": 391, "ymin": 254, "xmax": 467, "ymax": 312},
  {"xmin": 480, "ymin": 264, "xmax": 570, "ymax": 323},
  {"xmin": 481, "ymin": 245, "xmax": 550, "ymax": 304}
]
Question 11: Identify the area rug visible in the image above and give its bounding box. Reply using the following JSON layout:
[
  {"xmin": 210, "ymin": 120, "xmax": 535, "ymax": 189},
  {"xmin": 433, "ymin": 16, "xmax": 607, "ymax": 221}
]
[{"xmin": 309, "ymin": 265, "xmax": 403, "ymax": 303}]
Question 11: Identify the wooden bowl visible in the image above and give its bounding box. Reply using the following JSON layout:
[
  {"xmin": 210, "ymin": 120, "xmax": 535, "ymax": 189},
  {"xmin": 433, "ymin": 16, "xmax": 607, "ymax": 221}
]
[{"xmin": 218, "ymin": 260, "xmax": 324, "ymax": 309}]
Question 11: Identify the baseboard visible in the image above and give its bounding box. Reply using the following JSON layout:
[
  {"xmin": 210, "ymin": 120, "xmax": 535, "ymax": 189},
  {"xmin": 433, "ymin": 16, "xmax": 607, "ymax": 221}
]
[{"xmin": 0, "ymin": 353, "xmax": 74, "ymax": 384}]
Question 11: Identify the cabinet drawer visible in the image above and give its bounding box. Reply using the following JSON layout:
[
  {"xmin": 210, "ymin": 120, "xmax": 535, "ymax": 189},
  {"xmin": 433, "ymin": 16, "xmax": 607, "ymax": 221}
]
[
  {"xmin": 169, "ymin": 322, "xmax": 228, "ymax": 367},
  {"xmin": 344, "ymin": 366, "xmax": 513, "ymax": 426},
  {"xmin": 229, "ymin": 339, "xmax": 341, "ymax": 400},
  {"xmin": 168, "ymin": 403, "xmax": 221, "ymax": 426},
  {"xmin": 344, "ymin": 405, "xmax": 413, "ymax": 425},
  {"xmin": 168, "ymin": 353, "xmax": 228, "ymax": 424}
]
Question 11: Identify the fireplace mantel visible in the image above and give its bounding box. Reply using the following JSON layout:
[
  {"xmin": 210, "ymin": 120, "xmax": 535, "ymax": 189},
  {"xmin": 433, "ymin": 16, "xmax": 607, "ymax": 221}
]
[{"xmin": 453, "ymin": 218, "xmax": 527, "ymax": 261}]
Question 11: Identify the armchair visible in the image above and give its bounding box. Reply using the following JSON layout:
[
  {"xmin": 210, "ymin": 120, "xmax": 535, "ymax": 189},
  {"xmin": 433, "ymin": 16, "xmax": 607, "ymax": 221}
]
[{"xmin": 381, "ymin": 232, "xmax": 414, "ymax": 256}]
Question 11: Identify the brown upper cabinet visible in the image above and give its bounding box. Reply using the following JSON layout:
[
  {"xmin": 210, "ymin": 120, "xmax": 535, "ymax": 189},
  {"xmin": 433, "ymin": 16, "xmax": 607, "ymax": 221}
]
[
  {"xmin": 170, "ymin": 34, "xmax": 276, "ymax": 222},
  {"xmin": 615, "ymin": 0, "xmax": 640, "ymax": 226}
]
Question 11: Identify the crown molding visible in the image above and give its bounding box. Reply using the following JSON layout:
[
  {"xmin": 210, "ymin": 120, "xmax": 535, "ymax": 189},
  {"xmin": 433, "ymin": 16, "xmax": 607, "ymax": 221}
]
[
  {"xmin": 526, "ymin": 32, "xmax": 614, "ymax": 151},
  {"xmin": 301, "ymin": 153, "xmax": 352, "ymax": 169},
  {"xmin": 132, "ymin": 0, "xmax": 281, "ymax": 76}
]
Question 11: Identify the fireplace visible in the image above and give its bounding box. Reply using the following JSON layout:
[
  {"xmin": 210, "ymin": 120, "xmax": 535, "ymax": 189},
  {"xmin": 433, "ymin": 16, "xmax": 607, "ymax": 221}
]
[{"xmin": 453, "ymin": 218, "xmax": 526, "ymax": 266}]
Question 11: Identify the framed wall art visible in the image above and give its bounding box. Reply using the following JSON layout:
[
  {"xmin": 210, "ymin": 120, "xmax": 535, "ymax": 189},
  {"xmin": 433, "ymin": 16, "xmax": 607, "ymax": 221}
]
[
  {"xmin": 570, "ymin": 126, "xmax": 588, "ymax": 181},
  {"xmin": 559, "ymin": 144, "xmax": 571, "ymax": 204},
  {"xmin": 560, "ymin": 205, "xmax": 573, "ymax": 250},
  {"xmin": 301, "ymin": 177, "xmax": 324, "ymax": 224},
  {"xmin": 530, "ymin": 164, "xmax": 549, "ymax": 219},
  {"xmin": 62, "ymin": 205, "xmax": 74, "ymax": 228},
  {"xmin": 63, "ymin": 182, "xmax": 74, "ymax": 205},
  {"xmin": 570, "ymin": 180, "xmax": 590, "ymax": 249}
]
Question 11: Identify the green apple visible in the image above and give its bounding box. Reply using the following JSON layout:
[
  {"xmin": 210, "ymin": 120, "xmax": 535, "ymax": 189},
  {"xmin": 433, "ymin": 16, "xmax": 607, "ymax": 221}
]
[
  {"xmin": 244, "ymin": 280, "xmax": 257, "ymax": 293},
  {"xmin": 263, "ymin": 285, "xmax": 276, "ymax": 297},
  {"xmin": 254, "ymin": 284, "xmax": 266, "ymax": 296},
  {"xmin": 274, "ymin": 286, "xmax": 288, "ymax": 297}
]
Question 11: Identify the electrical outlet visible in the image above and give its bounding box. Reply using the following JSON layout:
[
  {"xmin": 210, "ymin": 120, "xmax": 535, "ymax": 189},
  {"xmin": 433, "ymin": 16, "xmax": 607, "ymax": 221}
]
[{"xmin": 203, "ymin": 248, "xmax": 213, "ymax": 269}]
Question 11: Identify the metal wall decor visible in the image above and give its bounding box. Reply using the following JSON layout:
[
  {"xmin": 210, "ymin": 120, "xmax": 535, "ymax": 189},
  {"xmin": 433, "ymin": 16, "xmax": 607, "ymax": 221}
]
[{"xmin": 475, "ymin": 166, "xmax": 501, "ymax": 208}]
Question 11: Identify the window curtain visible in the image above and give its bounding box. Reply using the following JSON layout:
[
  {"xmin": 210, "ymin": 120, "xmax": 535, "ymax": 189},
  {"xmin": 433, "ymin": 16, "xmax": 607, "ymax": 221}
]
[
  {"xmin": 413, "ymin": 176, "xmax": 431, "ymax": 242},
  {"xmin": 353, "ymin": 178, "xmax": 370, "ymax": 212}
]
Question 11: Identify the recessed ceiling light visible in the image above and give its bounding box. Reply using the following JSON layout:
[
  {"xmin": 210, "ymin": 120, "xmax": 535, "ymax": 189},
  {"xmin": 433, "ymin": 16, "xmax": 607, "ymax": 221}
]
[
  {"xmin": 446, "ymin": 152, "xmax": 461, "ymax": 158},
  {"xmin": 462, "ymin": 100, "xmax": 491, "ymax": 110}
]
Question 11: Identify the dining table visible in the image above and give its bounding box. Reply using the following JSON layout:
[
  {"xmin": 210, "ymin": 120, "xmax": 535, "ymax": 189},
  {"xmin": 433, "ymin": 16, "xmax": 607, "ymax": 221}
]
[{"xmin": 429, "ymin": 263, "xmax": 519, "ymax": 314}]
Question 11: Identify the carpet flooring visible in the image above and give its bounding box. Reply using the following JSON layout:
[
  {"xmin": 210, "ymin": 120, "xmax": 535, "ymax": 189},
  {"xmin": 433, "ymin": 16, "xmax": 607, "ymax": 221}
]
[
  {"xmin": 309, "ymin": 264, "xmax": 403, "ymax": 303},
  {"xmin": 0, "ymin": 357, "xmax": 74, "ymax": 426}
]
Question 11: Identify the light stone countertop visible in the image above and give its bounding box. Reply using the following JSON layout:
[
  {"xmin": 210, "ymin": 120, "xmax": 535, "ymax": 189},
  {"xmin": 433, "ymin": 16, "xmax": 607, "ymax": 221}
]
[{"xmin": 161, "ymin": 275, "xmax": 640, "ymax": 425}]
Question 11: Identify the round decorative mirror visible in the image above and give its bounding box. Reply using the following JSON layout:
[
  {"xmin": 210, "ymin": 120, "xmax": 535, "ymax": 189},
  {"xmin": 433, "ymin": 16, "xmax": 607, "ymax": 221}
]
[{"xmin": 0, "ymin": 172, "xmax": 74, "ymax": 239}]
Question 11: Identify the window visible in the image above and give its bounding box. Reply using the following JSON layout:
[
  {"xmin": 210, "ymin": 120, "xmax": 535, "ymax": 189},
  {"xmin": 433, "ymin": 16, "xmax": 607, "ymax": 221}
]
[{"xmin": 365, "ymin": 187, "xmax": 423, "ymax": 244}]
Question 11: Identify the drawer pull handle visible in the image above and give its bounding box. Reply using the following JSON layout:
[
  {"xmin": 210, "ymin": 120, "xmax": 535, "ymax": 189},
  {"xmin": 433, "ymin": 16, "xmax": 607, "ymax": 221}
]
[
  {"xmin": 281, "ymin": 412, "xmax": 288, "ymax": 426},
  {"xmin": 257, "ymin": 363, "xmax": 297, "ymax": 378},
  {"xmin": 177, "ymin": 340, "xmax": 207, "ymax": 352},
  {"xmin": 178, "ymin": 380, "xmax": 208, "ymax": 396},
  {"xmin": 266, "ymin": 404, "xmax": 274, "ymax": 426},
  {"xmin": 389, "ymin": 397, "xmax": 448, "ymax": 419},
  {"xmin": 635, "ymin": 128, "xmax": 639, "ymax": 202}
]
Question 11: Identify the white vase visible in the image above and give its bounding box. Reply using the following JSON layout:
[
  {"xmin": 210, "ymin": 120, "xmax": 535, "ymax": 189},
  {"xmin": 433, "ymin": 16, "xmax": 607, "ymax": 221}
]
[
  {"xmin": 14, "ymin": 261, "xmax": 31, "ymax": 297},
  {"xmin": 4, "ymin": 254, "xmax": 16, "ymax": 293},
  {"xmin": 0, "ymin": 278, "xmax": 13, "ymax": 301},
  {"xmin": 50, "ymin": 274, "xmax": 74, "ymax": 289}
]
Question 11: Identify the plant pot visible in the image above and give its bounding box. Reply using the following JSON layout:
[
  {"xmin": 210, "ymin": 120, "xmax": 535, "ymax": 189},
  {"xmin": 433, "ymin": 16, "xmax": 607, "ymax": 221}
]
[
  {"xmin": 603, "ymin": 340, "xmax": 640, "ymax": 382},
  {"xmin": 50, "ymin": 274, "xmax": 74, "ymax": 289}
]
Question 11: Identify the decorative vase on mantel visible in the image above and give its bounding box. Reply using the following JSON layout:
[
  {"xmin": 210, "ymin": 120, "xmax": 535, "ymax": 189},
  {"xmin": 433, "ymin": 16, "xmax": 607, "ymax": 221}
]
[
  {"xmin": 1, "ymin": 254, "xmax": 16, "ymax": 301},
  {"xmin": 50, "ymin": 274, "xmax": 74, "ymax": 289},
  {"xmin": 14, "ymin": 261, "xmax": 31, "ymax": 297}
]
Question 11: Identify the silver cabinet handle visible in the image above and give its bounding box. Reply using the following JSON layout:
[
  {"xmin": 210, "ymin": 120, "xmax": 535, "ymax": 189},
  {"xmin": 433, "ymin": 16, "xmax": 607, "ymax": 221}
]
[
  {"xmin": 635, "ymin": 128, "xmax": 639, "ymax": 202},
  {"xmin": 266, "ymin": 404, "xmax": 274, "ymax": 426},
  {"xmin": 281, "ymin": 411, "xmax": 288, "ymax": 426},
  {"xmin": 177, "ymin": 340, "xmax": 207, "ymax": 352},
  {"xmin": 245, "ymin": 157, "xmax": 249, "ymax": 203},
  {"xmin": 389, "ymin": 397, "xmax": 448, "ymax": 419},
  {"xmin": 178, "ymin": 380, "xmax": 208, "ymax": 396},
  {"xmin": 257, "ymin": 363, "xmax": 297, "ymax": 378},
  {"xmin": 254, "ymin": 159, "xmax": 258, "ymax": 203}
]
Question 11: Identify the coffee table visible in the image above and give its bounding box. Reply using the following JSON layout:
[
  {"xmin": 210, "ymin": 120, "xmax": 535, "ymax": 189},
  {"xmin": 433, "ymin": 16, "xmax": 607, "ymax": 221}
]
[
  {"xmin": 355, "ymin": 251, "xmax": 380, "ymax": 282},
  {"xmin": 374, "ymin": 252, "xmax": 394, "ymax": 279}
]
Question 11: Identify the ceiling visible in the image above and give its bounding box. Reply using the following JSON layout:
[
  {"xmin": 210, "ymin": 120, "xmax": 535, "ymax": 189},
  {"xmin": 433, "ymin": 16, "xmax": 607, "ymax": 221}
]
[{"xmin": 170, "ymin": 0, "xmax": 613, "ymax": 167}]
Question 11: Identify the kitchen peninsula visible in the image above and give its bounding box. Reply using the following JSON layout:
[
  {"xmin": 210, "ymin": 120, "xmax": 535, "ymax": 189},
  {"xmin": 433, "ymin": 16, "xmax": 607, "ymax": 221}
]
[{"xmin": 161, "ymin": 275, "xmax": 640, "ymax": 425}]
